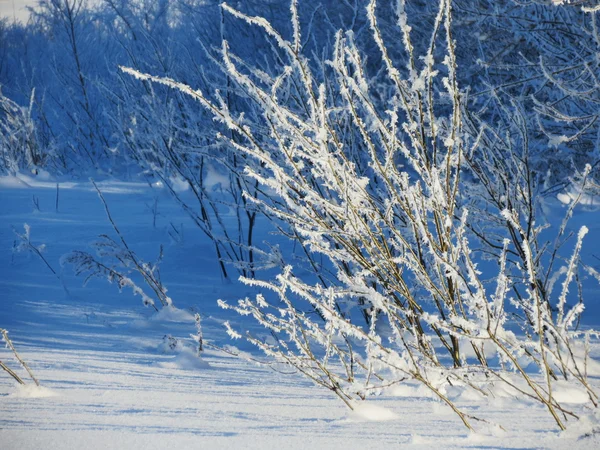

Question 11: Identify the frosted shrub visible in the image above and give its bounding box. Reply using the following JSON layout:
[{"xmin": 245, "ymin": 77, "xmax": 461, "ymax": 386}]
[
  {"xmin": 64, "ymin": 181, "xmax": 173, "ymax": 311},
  {"xmin": 0, "ymin": 90, "xmax": 49, "ymax": 174},
  {"xmin": 453, "ymin": 0, "xmax": 600, "ymax": 188},
  {"xmin": 124, "ymin": 0, "xmax": 598, "ymax": 430}
]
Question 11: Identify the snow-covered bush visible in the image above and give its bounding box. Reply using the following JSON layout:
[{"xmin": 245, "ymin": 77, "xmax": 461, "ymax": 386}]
[
  {"xmin": 3, "ymin": 0, "xmax": 595, "ymax": 286},
  {"xmin": 103, "ymin": 0, "xmax": 366, "ymax": 281},
  {"xmin": 2, "ymin": 0, "xmax": 596, "ymax": 185},
  {"xmin": 0, "ymin": 90, "xmax": 49, "ymax": 174},
  {"xmin": 124, "ymin": 0, "xmax": 599, "ymax": 430},
  {"xmin": 453, "ymin": 0, "xmax": 600, "ymax": 189}
]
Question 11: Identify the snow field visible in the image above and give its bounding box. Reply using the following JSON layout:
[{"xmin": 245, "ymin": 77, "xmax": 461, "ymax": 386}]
[{"xmin": 1, "ymin": 177, "xmax": 599, "ymax": 449}]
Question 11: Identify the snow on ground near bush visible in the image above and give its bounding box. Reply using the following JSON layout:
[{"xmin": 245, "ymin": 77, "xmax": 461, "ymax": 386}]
[{"xmin": 1, "ymin": 175, "xmax": 600, "ymax": 449}]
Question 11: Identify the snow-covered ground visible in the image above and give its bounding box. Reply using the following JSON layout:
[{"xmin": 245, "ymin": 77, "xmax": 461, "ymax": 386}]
[{"xmin": 1, "ymin": 174, "xmax": 600, "ymax": 449}]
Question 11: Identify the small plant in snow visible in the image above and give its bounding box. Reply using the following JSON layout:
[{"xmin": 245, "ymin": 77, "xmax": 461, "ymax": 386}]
[
  {"xmin": 13, "ymin": 224, "xmax": 60, "ymax": 281},
  {"xmin": 0, "ymin": 328, "xmax": 40, "ymax": 386},
  {"xmin": 64, "ymin": 238, "xmax": 167, "ymax": 312},
  {"xmin": 0, "ymin": 89, "xmax": 49, "ymax": 174},
  {"xmin": 64, "ymin": 181, "xmax": 172, "ymax": 311}
]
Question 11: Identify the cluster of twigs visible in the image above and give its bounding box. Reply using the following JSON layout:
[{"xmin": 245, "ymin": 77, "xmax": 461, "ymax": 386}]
[{"xmin": 64, "ymin": 181, "xmax": 172, "ymax": 311}]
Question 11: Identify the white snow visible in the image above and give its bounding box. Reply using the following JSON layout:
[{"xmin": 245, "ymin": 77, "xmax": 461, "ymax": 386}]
[
  {"xmin": 10, "ymin": 384, "xmax": 59, "ymax": 399},
  {"xmin": 552, "ymin": 381, "xmax": 591, "ymax": 405},
  {"xmin": 156, "ymin": 347, "xmax": 211, "ymax": 370},
  {"xmin": 558, "ymin": 188, "xmax": 600, "ymax": 207},
  {"xmin": 149, "ymin": 306, "xmax": 195, "ymax": 323},
  {"xmin": 347, "ymin": 401, "xmax": 399, "ymax": 422}
]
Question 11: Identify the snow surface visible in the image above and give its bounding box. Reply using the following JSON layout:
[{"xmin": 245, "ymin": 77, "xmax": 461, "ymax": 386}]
[{"xmin": 2, "ymin": 176, "xmax": 600, "ymax": 449}]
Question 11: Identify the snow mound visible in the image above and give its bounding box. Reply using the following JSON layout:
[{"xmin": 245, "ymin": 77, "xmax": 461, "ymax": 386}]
[
  {"xmin": 557, "ymin": 188, "xmax": 600, "ymax": 207},
  {"xmin": 389, "ymin": 383, "xmax": 419, "ymax": 398},
  {"xmin": 150, "ymin": 306, "xmax": 194, "ymax": 323},
  {"xmin": 391, "ymin": 382, "xmax": 440, "ymax": 399},
  {"xmin": 560, "ymin": 409, "xmax": 600, "ymax": 443},
  {"xmin": 552, "ymin": 382, "xmax": 590, "ymax": 404},
  {"xmin": 169, "ymin": 175, "xmax": 189, "ymax": 192},
  {"xmin": 348, "ymin": 401, "xmax": 398, "ymax": 422},
  {"xmin": 445, "ymin": 385, "xmax": 484, "ymax": 402},
  {"xmin": 0, "ymin": 175, "xmax": 32, "ymax": 188},
  {"xmin": 488, "ymin": 383, "xmax": 521, "ymax": 399},
  {"xmin": 11, "ymin": 384, "xmax": 59, "ymax": 398},
  {"xmin": 157, "ymin": 347, "xmax": 211, "ymax": 370},
  {"xmin": 131, "ymin": 306, "xmax": 194, "ymax": 328}
]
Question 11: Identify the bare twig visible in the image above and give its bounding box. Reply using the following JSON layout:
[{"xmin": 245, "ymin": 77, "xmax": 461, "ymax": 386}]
[{"xmin": 1, "ymin": 329, "xmax": 39, "ymax": 386}]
